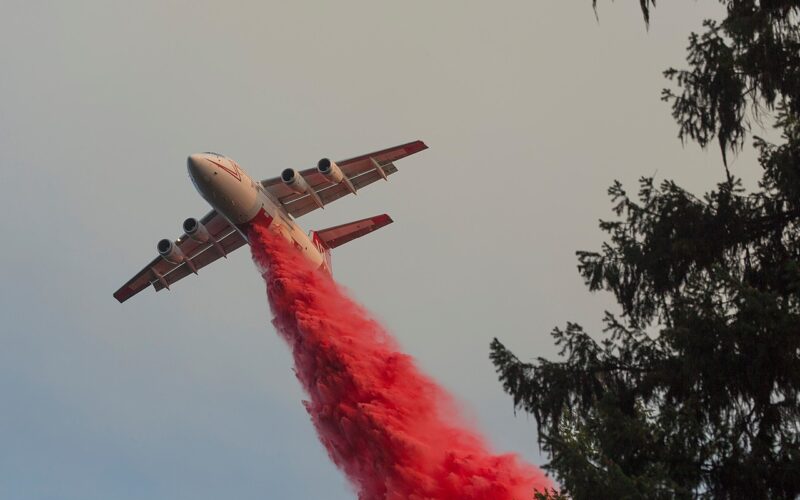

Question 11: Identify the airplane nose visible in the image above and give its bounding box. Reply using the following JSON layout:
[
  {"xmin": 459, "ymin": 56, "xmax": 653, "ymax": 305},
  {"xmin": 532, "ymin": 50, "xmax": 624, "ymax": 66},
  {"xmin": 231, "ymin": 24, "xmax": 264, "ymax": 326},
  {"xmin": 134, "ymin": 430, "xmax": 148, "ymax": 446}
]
[{"xmin": 187, "ymin": 154, "xmax": 211, "ymax": 180}]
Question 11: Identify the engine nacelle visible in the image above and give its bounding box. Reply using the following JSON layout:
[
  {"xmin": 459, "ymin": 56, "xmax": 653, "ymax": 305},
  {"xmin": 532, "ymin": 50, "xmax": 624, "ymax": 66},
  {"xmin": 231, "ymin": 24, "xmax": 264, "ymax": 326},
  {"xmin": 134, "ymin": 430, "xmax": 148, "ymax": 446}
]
[
  {"xmin": 183, "ymin": 217, "xmax": 210, "ymax": 243},
  {"xmin": 317, "ymin": 158, "xmax": 344, "ymax": 183},
  {"xmin": 157, "ymin": 238, "xmax": 185, "ymax": 264},
  {"xmin": 317, "ymin": 158, "xmax": 357, "ymax": 194},
  {"xmin": 281, "ymin": 168, "xmax": 325, "ymax": 208},
  {"xmin": 281, "ymin": 168, "xmax": 312, "ymax": 195}
]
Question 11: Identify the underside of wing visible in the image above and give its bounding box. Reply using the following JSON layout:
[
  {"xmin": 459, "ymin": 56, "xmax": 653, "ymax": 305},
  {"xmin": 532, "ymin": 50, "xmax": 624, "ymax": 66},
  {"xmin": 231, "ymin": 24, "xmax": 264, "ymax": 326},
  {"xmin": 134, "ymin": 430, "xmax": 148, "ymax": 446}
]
[
  {"xmin": 113, "ymin": 210, "xmax": 246, "ymax": 303},
  {"xmin": 314, "ymin": 214, "xmax": 393, "ymax": 249},
  {"xmin": 283, "ymin": 163, "xmax": 399, "ymax": 218},
  {"xmin": 260, "ymin": 140, "xmax": 426, "ymax": 217},
  {"xmin": 151, "ymin": 229, "xmax": 246, "ymax": 292}
]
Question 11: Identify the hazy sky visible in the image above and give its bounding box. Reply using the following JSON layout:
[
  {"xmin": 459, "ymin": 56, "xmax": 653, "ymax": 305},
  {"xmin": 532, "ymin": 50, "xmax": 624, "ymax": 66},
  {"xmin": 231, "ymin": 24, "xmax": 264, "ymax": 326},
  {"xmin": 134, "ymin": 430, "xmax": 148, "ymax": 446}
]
[{"xmin": 0, "ymin": 1, "xmax": 764, "ymax": 499}]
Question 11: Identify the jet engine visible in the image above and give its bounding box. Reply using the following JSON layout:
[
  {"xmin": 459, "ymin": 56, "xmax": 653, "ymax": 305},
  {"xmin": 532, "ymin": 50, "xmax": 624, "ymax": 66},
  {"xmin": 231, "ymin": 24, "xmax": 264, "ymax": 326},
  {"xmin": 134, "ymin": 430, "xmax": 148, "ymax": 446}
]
[
  {"xmin": 281, "ymin": 168, "xmax": 324, "ymax": 208},
  {"xmin": 183, "ymin": 217, "xmax": 210, "ymax": 243},
  {"xmin": 317, "ymin": 158, "xmax": 356, "ymax": 194},
  {"xmin": 157, "ymin": 238, "xmax": 186, "ymax": 264},
  {"xmin": 317, "ymin": 158, "xmax": 344, "ymax": 183},
  {"xmin": 281, "ymin": 168, "xmax": 312, "ymax": 195}
]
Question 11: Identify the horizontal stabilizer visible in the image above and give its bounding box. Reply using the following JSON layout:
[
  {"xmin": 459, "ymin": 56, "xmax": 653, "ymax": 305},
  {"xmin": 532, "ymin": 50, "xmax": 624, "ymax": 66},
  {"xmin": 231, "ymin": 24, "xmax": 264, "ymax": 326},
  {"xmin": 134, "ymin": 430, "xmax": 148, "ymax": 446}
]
[{"xmin": 313, "ymin": 214, "xmax": 393, "ymax": 250}]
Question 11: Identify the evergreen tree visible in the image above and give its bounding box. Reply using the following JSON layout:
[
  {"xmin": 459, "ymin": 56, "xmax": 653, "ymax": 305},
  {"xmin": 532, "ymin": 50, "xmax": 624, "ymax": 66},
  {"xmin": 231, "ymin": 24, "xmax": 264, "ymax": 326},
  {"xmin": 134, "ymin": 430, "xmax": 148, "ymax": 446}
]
[{"xmin": 492, "ymin": 2, "xmax": 800, "ymax": 498}]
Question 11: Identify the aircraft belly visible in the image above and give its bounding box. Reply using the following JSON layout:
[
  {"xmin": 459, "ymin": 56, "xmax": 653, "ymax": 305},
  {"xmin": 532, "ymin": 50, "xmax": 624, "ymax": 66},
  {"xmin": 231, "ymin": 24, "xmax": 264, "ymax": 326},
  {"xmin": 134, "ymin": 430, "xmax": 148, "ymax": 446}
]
[
  {"xmin": 213, "ymin": 187, "xmax": 260, "ymax": 224},
  {"xmin": 240, "ymin": 191, "xmax": 325, "ymax": 269}
]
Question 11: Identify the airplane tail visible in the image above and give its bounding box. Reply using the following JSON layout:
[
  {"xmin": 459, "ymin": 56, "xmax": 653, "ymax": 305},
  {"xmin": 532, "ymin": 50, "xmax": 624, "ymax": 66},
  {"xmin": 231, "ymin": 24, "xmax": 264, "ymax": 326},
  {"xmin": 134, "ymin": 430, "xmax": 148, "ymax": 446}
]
[{"xmin": 310, "ymin": 214, "xmax": 393, "ymax": 271}]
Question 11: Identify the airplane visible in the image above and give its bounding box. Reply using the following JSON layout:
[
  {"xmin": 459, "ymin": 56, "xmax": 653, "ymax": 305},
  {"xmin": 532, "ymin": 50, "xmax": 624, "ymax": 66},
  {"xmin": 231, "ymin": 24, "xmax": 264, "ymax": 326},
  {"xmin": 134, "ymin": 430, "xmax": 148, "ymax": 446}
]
[{"xmin": 113, "ymin": 140, "xmax": 428, "ymax": 303}]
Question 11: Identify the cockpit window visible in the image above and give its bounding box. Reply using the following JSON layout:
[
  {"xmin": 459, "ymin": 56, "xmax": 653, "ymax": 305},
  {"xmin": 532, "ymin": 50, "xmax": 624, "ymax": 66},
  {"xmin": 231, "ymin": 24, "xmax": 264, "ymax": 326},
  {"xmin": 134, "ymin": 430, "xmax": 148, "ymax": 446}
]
[{"xmin": 202, "ymin": 151, "xmax": 224, "ymax": 157}]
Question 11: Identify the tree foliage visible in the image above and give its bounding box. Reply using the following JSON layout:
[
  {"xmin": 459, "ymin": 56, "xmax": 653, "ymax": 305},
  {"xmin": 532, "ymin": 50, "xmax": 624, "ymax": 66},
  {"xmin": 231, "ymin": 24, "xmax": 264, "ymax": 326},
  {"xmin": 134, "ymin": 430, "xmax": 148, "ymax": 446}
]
[{"xmin": 493, "ymin": 2, "xmax": 800, "ymax": 498}]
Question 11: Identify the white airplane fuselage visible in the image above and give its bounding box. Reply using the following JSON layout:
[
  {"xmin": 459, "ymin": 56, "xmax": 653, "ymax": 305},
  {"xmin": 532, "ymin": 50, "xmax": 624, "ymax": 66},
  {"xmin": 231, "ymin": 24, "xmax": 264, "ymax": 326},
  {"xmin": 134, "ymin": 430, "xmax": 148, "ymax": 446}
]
[{"xmin": 187, "ymin": 153, "xmax": 331, "ymax": 271}]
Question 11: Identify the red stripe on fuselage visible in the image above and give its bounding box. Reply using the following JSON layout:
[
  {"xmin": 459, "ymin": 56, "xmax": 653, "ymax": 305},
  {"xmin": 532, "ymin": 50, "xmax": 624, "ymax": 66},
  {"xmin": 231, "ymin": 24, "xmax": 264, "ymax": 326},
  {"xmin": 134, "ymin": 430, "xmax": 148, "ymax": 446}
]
[{"xmin": 208, "ymin": 158, "xmax": 242, "ymax": 181}]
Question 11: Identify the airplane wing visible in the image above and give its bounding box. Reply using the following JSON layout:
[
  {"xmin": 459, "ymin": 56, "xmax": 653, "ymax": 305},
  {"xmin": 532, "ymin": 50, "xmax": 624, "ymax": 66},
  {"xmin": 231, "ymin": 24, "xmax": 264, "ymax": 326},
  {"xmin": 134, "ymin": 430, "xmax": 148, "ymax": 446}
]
[
  {"xmin": 260, "ymin": 140, "xmax": 427, "ymax": 218},
  {"xmin": 313, "ymin": 214, "xmax": 394, "ymax": 249},
  {"xmin": 113, "ymin": 210, "xmax": 246, "ymax": 303}
]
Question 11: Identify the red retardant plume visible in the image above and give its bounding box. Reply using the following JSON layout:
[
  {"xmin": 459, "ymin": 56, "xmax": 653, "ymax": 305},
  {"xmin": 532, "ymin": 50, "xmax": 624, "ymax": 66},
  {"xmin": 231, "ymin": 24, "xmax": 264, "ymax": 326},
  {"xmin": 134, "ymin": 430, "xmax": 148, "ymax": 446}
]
[{"xmin": 250, "ymin": 224, "xmax": 551, "ymax": 499}]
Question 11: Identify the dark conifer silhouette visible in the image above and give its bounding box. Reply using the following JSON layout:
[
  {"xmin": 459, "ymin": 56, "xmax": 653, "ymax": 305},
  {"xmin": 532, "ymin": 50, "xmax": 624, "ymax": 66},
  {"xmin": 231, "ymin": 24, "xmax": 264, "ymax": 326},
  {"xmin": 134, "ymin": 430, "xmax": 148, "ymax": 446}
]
[{"xmin": 492, "ymin": 2, "xmax": 800, "ymax": 498}]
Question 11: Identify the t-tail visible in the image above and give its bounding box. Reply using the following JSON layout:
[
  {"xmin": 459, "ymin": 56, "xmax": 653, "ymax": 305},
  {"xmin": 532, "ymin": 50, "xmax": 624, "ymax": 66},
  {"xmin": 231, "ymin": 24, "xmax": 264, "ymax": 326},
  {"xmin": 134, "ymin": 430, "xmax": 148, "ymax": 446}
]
[{"xmin": 310, "ymin": 214, "xmax": 394, "ymax": 273}]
